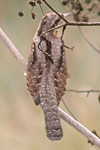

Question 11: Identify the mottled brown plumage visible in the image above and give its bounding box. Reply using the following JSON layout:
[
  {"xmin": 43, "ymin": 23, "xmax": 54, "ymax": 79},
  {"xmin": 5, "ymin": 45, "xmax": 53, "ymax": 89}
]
[{"xmin": 27, "ymin": 13, "xmax": 67, "ymax": 141}]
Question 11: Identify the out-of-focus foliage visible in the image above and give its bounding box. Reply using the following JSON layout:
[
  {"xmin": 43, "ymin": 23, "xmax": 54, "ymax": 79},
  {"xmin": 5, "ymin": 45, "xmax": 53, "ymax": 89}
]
[
  {"xmin": 0, "ymin": 0, "xmax": 100, "ymax": 150},
  {"xmin": 61, "ymin": 0, "xmax": 100, "ymax": 22}
]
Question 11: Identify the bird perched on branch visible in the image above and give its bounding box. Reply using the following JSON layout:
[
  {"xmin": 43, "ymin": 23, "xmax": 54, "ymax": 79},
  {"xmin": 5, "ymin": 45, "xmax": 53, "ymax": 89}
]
[{"xmin": 27, "ymin": 12, "xmax": 70, "ymax": 141}]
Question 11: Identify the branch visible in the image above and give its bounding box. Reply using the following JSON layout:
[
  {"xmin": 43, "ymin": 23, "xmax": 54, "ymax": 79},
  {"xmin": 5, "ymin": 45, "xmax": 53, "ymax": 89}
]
[
  {"xmin": 42, "ymin": 0, "xmax": 100, "ymax": 27},
  {"xmin": 42, "ymin": 0, "xmax": 100, "ymax": 55},
  {"xmin": 79, "ymin": 27, "xmax": 100, "ymax": 53},
  {"xmin": 0, "ymin": 27, "xmax": 100, "ymax": 148},
  {"xmin": 66, "ymin": 89, "xmax": 100, "ymax": 97},
  {"xmin": 59, "ymin": 108, "xmax": 100, "ymax": 148},
  {"xmin": 67, "ymin": 22, "xmax": 100, "ymax": 26},
  {"xmin": 42, "ymin": 0, "xmax": 69, "ymax": 23},
  {"xmin": 0, "ymin": 28, "xmax": 27, "ymax": 71},
  {"xmin": 41, "ymin": 22, "xmax": 100, "ymax": 36}
]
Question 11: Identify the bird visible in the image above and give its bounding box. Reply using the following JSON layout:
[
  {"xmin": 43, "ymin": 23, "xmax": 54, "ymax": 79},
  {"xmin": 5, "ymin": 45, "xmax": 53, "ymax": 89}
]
[{"xmin": 26, "ymin": 12, "xmax": 69, "ymax": 141}]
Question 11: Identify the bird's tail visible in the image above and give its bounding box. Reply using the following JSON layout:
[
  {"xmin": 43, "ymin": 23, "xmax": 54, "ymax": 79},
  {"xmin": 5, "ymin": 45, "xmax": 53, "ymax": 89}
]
[{"xmin": 40, "ymin": 75, "xmax": 63, "ymax": 141}]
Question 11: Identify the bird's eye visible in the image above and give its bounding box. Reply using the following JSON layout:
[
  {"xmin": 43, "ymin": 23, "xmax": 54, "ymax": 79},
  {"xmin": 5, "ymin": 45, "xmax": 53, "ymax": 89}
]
[{"xmin": 54, "ymin": 18, "xmax": 61, "ymax": 25}]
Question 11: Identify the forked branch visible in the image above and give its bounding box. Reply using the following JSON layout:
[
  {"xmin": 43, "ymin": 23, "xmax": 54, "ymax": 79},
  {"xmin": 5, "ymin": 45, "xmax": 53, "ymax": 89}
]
[
  {"xmin": 66, "ymin": 89, "xmax": 100, "ymax": 97},
  {"xmin": 42, "ymin": 0, "xmax": 100, "ymax": 54}
]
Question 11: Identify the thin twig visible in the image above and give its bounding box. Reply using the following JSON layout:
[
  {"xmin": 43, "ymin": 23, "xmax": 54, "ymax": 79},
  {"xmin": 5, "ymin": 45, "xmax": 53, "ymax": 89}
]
[
  {"xmin": 0, "ymin": 26, "xmax": 100, "ymax": 148},
  {"xmin": 42, "ymin": 0, "xmax": 100, "ymax": 55},
  {"xmin": 41, "ymin": 22, "xmax": 100, "ymax": 36},
  {"xmin": 0, "ymin": 27, "xmax": 27, "ymax": 71},
  {"xmin": 38, "ymin": 4, "xmax": 45, "ymax": 16},
  {"xmin": 66, "ymin": 89, "xmax": 100, "ymax": 97},
  {"xmin": 63, "ymin": 45, "xmax": 74, "ymax": 51},
  {"xmin": 42, "ymin": 0, "xmax": 69, "ymax": 23},
  {"xmin": 61, "ymin": 22, "xmax": 100, "ymax": 26},
  {"xmin": 62, "ymin": 99, "xmax": 77, "ymax": 120},
  {"xmin": 66, "ymin": 89, "xmax": 100, "ymax": 93},
  {"xmin": 38, "ymin": 36, "xmax": 53, "ymax": 63},
  {"xmin": 79, "ymin": 27, "xmax": 100, "ymax": 53},
  {"xmin": 41, "ymin": 1, "xmax": 100, "ymax": 27}
]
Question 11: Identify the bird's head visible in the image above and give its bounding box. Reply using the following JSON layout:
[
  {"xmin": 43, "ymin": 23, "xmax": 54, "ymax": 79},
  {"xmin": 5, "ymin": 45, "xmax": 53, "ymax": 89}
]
[{"xmin": 38, "ymin": 12, "xmax": 71, "ymax": 36}]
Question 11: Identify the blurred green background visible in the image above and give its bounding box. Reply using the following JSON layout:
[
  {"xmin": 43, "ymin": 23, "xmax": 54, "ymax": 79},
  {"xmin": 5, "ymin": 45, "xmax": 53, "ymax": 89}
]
[{"xmin": 0, "ymin": 0, "xmax": 100, "ymax": 150}]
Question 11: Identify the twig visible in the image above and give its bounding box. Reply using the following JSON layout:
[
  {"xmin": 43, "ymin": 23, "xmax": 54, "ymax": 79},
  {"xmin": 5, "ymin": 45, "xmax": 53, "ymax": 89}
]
[
  {"xmin": 63, "ymin": 45, "xmax": 74, "ymax": 51},
  {"xmin": 66, "ymin": 89, "xmax": 100, "ymax": 97},
  {"xmin": 66, "ymin": 89, "xmax": 100, "ymax": 94},
  {"xmin": 0, "ymin": 27, "xmax": 100, "ymax": 148},
  {"xmin": 59, "ymin": 108, "xmax": 100, "ymax": 148},
  {"xmin": 38, "ymin": 3, "xmax": 45, "ymax": 16},
  {"xmin": 38, "ymin": 36, "xmax": 53, "ymax": 63},
  {"xmin": 59, "ymin": 22, "xmax": 100, "ymax": 26},
  {"xmin": 62, "ymin": 99, "xmax": 77, "ymax": 120},
  {"xmin": 42, "ymin": 0, "xmax": 100, "ymax": 55},
  {"xmin": 42, "ymin": 0, "xmax": 100, "ymax": 28},
  {"xmin": 0, "ymin": 27, "xmax": 27, "ymax": 71},
  {"xmin": 42, "ymin": 0, "xmax": 69, "ymax": 23},
  {"xmin": 42, "ymin": 21, "xmax": 100, "ymax": 36},
  {"xmin": 79, "ymin": 27, "xmax": 100, "ymax": 54}
]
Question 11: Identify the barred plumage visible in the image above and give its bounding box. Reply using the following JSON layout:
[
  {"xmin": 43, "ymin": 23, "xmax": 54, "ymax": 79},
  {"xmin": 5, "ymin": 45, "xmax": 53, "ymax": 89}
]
[{"xmin": 27, "ymin": 13, "xmax": 67, "ymax": 140}]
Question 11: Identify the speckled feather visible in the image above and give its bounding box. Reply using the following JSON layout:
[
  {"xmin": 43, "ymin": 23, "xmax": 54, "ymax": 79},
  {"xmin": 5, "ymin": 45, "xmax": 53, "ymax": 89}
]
[{"xmin": 27, "ymin": 13, "xmax": 67, "ymax": 141}]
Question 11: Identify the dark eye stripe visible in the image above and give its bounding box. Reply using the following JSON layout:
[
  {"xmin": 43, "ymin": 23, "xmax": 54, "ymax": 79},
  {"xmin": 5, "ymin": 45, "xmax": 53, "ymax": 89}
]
[
  {"xmin": 54, "ymin": 17, "xmax": 61, "ymax": 25},
  {"xmin": 51, "ymin": 17, "xmax": 61, "ymax": 29}
]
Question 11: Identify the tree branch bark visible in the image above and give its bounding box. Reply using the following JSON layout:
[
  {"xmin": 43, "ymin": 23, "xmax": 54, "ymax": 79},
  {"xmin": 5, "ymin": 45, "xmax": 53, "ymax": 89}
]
[
  {"xmin": 0, "ymin": 28, "xmax": 27, "ymax": 71},
  {"xmin": 0, "ymin": 27, "xmax": 100, "ymax": 148}
]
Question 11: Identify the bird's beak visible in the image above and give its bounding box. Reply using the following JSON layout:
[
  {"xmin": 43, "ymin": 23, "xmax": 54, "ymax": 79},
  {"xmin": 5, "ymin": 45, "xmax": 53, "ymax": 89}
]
[{"xmin": 63, "ymin": 13, "xmax": 71, "ymax": 18}]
